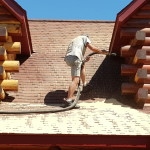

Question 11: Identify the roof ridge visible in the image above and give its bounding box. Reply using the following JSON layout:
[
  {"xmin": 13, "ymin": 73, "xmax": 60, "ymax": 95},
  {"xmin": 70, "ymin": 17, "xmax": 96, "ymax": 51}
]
[{"xmin": 28, "ymin": 19, "xmax": 115, "ymax": 23}]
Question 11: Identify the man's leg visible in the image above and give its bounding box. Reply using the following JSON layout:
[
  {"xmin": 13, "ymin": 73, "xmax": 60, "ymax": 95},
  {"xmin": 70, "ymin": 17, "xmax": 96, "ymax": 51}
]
[
  {"xmin": 65, "ymin": 56, "xmax": 81, "ymax": 101},
  {"xmin": 80, "ymin": 64, "xmax": 87, "ymax": 86},
  {"xmin": 67, "ymin": 76, "xmax": 80, "ymax": 99}
]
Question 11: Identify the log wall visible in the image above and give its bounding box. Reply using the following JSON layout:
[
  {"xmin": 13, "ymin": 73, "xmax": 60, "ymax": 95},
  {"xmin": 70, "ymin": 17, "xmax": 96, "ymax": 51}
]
[
  {"xmin": 118, "ymin": 1, "xmax": 150, "ymax": 108},
  {"xmin": 121, "ymin": 30, "xmax": 150, "ymax": 107},
  {"xmin": 0, "ymin": 4, "xmax": 21, "ymax": 100}
]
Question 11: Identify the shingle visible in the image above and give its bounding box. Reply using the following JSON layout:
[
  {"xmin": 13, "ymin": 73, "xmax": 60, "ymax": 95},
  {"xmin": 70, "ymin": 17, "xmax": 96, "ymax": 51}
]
[{"xmin": 0, "ymin": 20, "xmax": 150, "ymax": 135}]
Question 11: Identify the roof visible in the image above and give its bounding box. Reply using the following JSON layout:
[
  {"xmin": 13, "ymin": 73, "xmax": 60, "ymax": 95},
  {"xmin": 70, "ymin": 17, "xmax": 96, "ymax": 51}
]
[
  {"xmin": 0, "ymin": 20, "xmax": 149, "ymax": 138},
  {"xmin": 0, "ymin": 0, "xmax": 32, "ymax": 55},
  {"xmin": 0, "ymin": 0, "xmax": 150, "ymax": 148},
  {"xmin": 109, "ymin": 0, "xmax": 150, "ymax": 54}
]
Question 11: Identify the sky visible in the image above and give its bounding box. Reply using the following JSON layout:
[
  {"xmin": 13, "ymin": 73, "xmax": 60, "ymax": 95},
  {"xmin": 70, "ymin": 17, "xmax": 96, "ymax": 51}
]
[{"xmin": 15, "ymin": 0, "xmax": 133, "ymax": 21}]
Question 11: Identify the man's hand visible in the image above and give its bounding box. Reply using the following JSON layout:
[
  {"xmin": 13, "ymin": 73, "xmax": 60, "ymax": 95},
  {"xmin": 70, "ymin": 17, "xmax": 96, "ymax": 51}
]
[
  {"xmin": 86, "ymin": 43, "xmax": 116, "ymax": 56},
  {"xmin": 101, "ymin": 49, "xmax": 109, "ymax": 55}
]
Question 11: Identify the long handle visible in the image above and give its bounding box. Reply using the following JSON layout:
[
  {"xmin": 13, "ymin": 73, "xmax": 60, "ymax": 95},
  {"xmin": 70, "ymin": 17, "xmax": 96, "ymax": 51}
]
[{"xmin": 83, "ymin": 50, "xmax": 117, "ymax": 63}]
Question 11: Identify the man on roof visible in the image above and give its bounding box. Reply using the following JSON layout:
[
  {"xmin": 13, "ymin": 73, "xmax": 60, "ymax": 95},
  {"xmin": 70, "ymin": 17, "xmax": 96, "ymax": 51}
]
[{"xmin": 64, "ymin": 34, "xmax": 109, "ymax": 106}]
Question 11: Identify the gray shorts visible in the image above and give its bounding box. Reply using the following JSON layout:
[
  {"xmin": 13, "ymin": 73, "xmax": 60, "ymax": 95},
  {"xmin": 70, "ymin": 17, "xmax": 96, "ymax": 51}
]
[{"xmin": 65, "ymin": 55, "xmax": 82, "ymax": 76}]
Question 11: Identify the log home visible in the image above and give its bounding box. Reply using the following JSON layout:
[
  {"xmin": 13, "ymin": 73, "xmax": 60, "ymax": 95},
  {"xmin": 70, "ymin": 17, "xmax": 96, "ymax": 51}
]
[
  {"xmin": 110, "ymin": 0, "xmax": 150, "ymax": 107},
  {"xmin": 0, "ymin": 0, "xmax": 32, "ymax": 99},
  {"xmin": 0, "ymin": 0, "xmax": 149, "ymax": 150}
]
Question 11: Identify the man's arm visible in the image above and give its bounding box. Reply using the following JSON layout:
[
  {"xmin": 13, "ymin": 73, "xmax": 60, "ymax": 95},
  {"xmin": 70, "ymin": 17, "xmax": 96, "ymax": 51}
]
[{"xmin": 86, "ymin": 43, "xmax": 109, "ymax": 55}]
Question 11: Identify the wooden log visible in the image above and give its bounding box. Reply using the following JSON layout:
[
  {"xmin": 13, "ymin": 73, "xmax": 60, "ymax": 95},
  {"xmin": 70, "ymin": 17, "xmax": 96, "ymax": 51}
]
[
  {"xmin": 136, "ymin": 56, "xmax": 150, "ymax": 65},
  {"xmin": 121, "ymin": 64, "xmax": 150, "ymax": 76},
  {"xmin": 144, "ymin": 37, "xmax": 150, "ymax": 46},
  {"xmin": 0, "ymin": 24, "xmax": 21, "ymax": 35},
  {"xmin": 7, "ymin": 36, "xmax": 12, "ymax": 42},
  {"xmin": 123, "ymin": 18, "xmax": 150, "ymax": 28},
  {"xmin": 135, "ymin": 68, "xmax": 150, "ymax": 83},
  {"xmin": 0, "ymin": 6, "xmax": 11, "ymax": 15},
  {"xmin": 132, "ymin": 49, "xmax": 150, "ymax": 64},
  {"xmin": 125, "ymin": 57, "xmax": 134, "ymax": 65},
  {"xmin": 122, "ymin": 83, "xmax": 139, "ymax": 94},
  {"xmin": 6, "ymin": 72, "xmax": 11, "ymax": 80},
  {"xmin": 121, "ymin": 45, "xmax": 150, "ymax": 57},
  {"xmin": 146, "ymin": 95, "xmax": 150, "ymax": 103},
  {"xmin": 121, "ymin": 83, "xmax": 150, "ymax": 94},
  {"xmin": 0, "ymin": 88, "xmax": 5, "ymax": 100},
  {"xmin": 0, "ymin": 80, "xmax": 18, "ymax": 91},
  {"xmin": 0, "ymin": 27, "xmax": 8, "ymax": 42},
  {"xmin": 136, "ymin": 88, "xmax": 147, "ymax": 102},
  {"xmin": 135, "ymin": 88, "xmax": 146, "ymax": 108},
  {"xmin": 138, "ymin": 65, "xmax": 150, "ymax": 73},
  {"xmin": 130, "ymin": 31, "xmax": 145, "ymax": 46},
  {"xmin": 121, "ymin": 64, "xmax": 138, "ymax": 76},
  {"xmin": 0, "ymin": 66, "xmax": 6, "ymax": 79},
  {"xmin": 133, "ymin": 50, "xmax": 146, "ymax": 64},
  {"xmin": 0, "ymin": 42, "xmax": 21, "ymax": 54},
  {"xmin": 141, "ymin": 3, "xmax": 150, "ymax": 10},
  {"xmin": 135, "ymin": 88, "xmax": 150, "ymax": 105},
  {"xmin": 7, "ymin": 54, "xmax": 16, "ymax": 60},
  {"xmin": 0, "ymin": 61, "xmax": 19, "ymax": 72},
  {"xmin": 0, "ymin": 15, "xmax": 20, "ymax": 24},
  {"xmin": 1, "ymin": 38, "xmax": 16, "ymax": 61},
  {"xmin": 132, "ymin": 10, "xmax": 150, "ymax": 19},
  {"xmin": 121, "ymin": 28, "xmax": 150, "ymax": 37},
  {"xmin": 0, "ymin": 46, "xmax": 7, "ymax": 60}
]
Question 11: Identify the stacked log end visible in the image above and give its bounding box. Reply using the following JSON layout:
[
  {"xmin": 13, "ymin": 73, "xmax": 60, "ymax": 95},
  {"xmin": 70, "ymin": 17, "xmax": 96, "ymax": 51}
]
[
  {"xmin": 0, "ymin": 27, "xmax": 20, "ymax": 100},
  {"xmin": 121, "ymin": 30, "xmax": 150, "ymax": 108}
]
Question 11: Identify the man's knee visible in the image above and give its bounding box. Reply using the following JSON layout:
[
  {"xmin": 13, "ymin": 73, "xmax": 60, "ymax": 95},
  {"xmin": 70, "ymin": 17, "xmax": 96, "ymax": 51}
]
[{"xmin": 72, "ymin": 76, "xmax": 80, "ymax": 84}]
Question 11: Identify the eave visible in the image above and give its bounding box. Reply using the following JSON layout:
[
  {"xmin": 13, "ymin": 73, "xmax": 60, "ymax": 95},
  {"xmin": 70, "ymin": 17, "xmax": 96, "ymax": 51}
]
[
  {"xmin": 0, "ymin": 134, "xmax": 149, "ymax": 148},
  {"xmin": 0, "ymin": 0, "xmax": 33, "ymax": 56},
  {"xmin": 109, "ymin": 0, "xmax": 150, "ymax": 55}
]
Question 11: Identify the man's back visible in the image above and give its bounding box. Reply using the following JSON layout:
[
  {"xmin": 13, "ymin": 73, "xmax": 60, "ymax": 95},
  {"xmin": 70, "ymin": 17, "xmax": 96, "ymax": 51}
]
[{"xmin": 65, "ymin": 35, "xmax": 91, "ymax": 60}]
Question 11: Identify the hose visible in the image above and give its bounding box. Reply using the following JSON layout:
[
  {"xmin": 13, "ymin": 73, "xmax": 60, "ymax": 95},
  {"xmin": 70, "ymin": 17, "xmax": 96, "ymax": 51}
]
[
  {"xmin": 0, "ymin": 51, "xmax": 116, "ymax": 114},
  {"xmin": 0, "ymin": 86, "xmax": 81, "ymax": 114}
]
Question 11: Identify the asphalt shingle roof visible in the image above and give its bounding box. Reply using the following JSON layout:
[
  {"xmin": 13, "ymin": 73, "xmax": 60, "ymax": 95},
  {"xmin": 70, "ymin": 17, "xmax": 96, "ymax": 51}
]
[{"xmin": 0, "ymin": 20, "xmax": 150, "ymax": 135}]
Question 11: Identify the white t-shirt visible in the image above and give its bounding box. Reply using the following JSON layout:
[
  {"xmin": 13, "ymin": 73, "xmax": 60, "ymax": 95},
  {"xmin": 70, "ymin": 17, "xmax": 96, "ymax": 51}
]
[{"xmin": 65, "ymin": 35, "xmax": 91, "ymax": 60}]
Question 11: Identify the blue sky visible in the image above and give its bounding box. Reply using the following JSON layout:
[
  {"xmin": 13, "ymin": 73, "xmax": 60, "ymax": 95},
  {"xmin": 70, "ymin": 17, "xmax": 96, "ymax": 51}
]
[{"xmin": 15, "ymin": 0, "xmax": 132, "ymax": 21}]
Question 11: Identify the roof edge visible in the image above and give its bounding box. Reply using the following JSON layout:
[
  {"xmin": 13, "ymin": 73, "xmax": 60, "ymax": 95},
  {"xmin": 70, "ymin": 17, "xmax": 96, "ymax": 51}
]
[
  {"xmin": 0, "ymin": 0, "xmax": 33, "ymax": 56},
  {"xmin": 28, "ymin": 19, "xmax": 115, "ymax": 23},
  {"xmin": 0, "ymin": 133, "xmax": 149, "ymax": 147},
  {"xmin": 118, "ymin": 0, "xmax": 148, "ymax": 23},
  {"xmin": 1, "ymin": 0, "xmax": 25, "ymax": 22},
  {"xmin": 109, "ymin": 0, "xmax": 149, "ymax": 53}
]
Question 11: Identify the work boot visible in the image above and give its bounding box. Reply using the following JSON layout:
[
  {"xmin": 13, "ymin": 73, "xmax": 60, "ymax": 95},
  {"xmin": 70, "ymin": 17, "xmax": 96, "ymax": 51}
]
[{"xmin": 63, "ymin": 98, "xmax": 80, "ymax": 108}]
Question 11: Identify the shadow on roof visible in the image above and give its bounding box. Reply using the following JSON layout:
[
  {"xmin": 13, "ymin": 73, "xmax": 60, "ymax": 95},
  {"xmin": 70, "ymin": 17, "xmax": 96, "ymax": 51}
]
[
  {"xmin": 80, "ymin": 55, "xmax": 137, "ymax": 108},
  {"xmin": 43, "ymin": 55, "xmax": 138, "ymax": 109},
  {"xmin": 17, "ymin": 54, "xmax": 31, "ymax": 65},
  {"xmin": 44, "ymin": 90, "xmax": 67, "ymax": 105}
]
